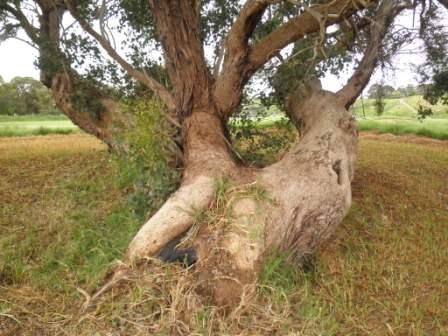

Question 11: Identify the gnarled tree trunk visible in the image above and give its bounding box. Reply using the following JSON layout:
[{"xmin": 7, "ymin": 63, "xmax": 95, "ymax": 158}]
[
  {"xmin": 125, "ymin": 80, "xmax": 357, "ymax": 306},
  {"xmin": 82, "ymin": 0, "xmax": 408, "ymax": 308}
]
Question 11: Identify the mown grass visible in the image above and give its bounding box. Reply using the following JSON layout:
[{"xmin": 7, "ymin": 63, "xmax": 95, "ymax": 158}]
[
  {"xmin": 351, "ymin": 95, "xmax": 448, "ymax": 140},
  {"xmin": 0, "ymin": 114, "xmax": 79, "ymax": 137},
  {"xmin": 2, "ymin": 95, "xmax": 448, "ymax": 140},
  {"xmin": 1, "ymin": 133, "xmax": 447, "ymax": 335},
  {"xmin": 0, "ymin": 114, "xmax": 69, "ymax": 122},
  {"xmin": 358, "ymin": 118, "xmax": 448, "ymax": 140},
  {"xmin": 0, "ymin": 125, "xmax": 78, "ymax": 137}
]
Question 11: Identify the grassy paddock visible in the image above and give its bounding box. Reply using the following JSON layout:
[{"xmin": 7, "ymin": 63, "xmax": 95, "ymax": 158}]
[
  {"xmin": 0, "ymin": 126, "xmax": 78, "ymax": 137},
  {"xmin": 2, "ymin": 96, "xmax": 448, "ymax": 139},
  {"xmin": 0, "ymin": 133, "xmax": 447, "ymax": 335},
  {"xmin": 358, "ymin": 118, "xmax": 448, "ymax": 140},
  {"xmin": 0, "ymin": 115, "xmax": 79, "ymax": 137},
  {"xmin": 0, "ymin": 114, "xmax": 69, "ymax": 122}
]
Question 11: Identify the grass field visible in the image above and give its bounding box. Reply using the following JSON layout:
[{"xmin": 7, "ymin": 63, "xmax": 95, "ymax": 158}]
[
  {"xmin": 352, "ymin": 96, "xmax": 448, "ymax": 139},
  {"xmin": 0, "ymin": 133, "xmax": 447, "ymax": 335},
  {"xmin": 0, "ymin": 114, "xmax": 79, "ymax": 137},
  {"xmin": 358, "ymin": 118, "xmax": 448, "ymax": 140},
  {"xmin": 1, "ymin": 95, "xmax": 447, "ymax": 139}
]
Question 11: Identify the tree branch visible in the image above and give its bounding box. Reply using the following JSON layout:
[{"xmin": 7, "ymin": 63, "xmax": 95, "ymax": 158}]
[
  {"xmin": 148, "ymin": 0, "xmax": 214, "ymax": 116},
  {"xmin": 1, "ymin": 2, "xmax": 40, "ymax": 43},
  {"xmin": 214, "ymin": 0, "xmax": 271, "ymax": 115},
  {"xmin": 214, "ymin": 0, "xmax": 375, "ymax": 117},
  {"xmin": 248, "ymin": 0, "xmax": 376, "ymax": 73},
  {"xmin": 223, "ymin": 0, "xmax": 270, "ymax": 64},
  {"xmin": 64, "ymin": 0, "xmax": 176, "ymax": 112},
  {"xmin": 12, "ymin": 35, "xmax": 39, "ymax": 50},
  {"xmin": 337, "ymin": 0, "xmax": 413, "ymax": 107},
  {"xmin": 437, "ymin": 0, "xmax": 448, "ymax": 9}
]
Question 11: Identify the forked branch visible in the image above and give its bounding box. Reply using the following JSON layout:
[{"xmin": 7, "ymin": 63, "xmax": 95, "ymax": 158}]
[
  {"xmin": 213, "ymin": 0, "xmax": 270, "ymax": 115},
  {"xmin": 214, "ymin": 0, "xmax": 376, "ymax": 117},
  {"xmin": 220, "ymin": 0, "xmax": 270, "ymax": 73}
]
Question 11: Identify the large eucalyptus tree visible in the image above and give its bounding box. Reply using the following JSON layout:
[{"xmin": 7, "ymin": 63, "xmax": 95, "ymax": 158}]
[{"xmin": 1, "ymin": 0, "xmax": 446, "ymax": 305}]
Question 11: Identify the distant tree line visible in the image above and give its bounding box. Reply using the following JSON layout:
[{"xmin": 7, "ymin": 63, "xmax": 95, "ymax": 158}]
[
  {"xmin": 367, "ymin": 83, "xmax": 429, "ymax": 99},
  {"xmin": 0, "ymin": 76, "xmax": 61, "ymax": 115}
]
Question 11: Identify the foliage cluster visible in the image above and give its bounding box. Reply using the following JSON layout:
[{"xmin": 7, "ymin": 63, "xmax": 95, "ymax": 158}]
[
  {"xmin": 114, "ymin": 98, "xmax": 180, "ymax": 216},
  {"xmin": 418, "ymin": 1, "xmax": 448, "ymax": 109},
  {"xmin": 229, "ymin": 103, "xmax": 296, "ymax": 166}
]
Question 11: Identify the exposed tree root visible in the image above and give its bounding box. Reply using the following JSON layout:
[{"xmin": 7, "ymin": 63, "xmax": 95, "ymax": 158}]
[{"xmin": 126, "ymin": 175, "xmax": 217, "ymax": 261}]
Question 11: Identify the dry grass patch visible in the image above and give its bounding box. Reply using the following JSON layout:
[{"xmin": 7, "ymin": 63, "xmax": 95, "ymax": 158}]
[
  {"xmin": 1, "ymin": 133, "xmax": 447, "ymax": 335},
  {"xmin": 0, "ymin": 133, "xmax": 105, "ymax": 161}
]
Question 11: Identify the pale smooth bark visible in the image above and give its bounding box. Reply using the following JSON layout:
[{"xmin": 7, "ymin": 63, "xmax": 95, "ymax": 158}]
[
  {"xmin": 126, "ymin": 111, "xmax": 237, "ymax": 261},
  {"xmin": 261, "ymin": 82, "xmax": 357, "ymax": 259},
  {"xmin": 126, "ymin": 175, "xmax": 216, "ymax": 261},
  {"xmin": 187, "ymin": 81, "xmax": 357, "ymax": 305}
]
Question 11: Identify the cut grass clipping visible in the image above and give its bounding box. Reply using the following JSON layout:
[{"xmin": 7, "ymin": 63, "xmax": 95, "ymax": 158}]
[{"xmin": 1, "ymin": 132, "xmax": 447, "ymax": 335}]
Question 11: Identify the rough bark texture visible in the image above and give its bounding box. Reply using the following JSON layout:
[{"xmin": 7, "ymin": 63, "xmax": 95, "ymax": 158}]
[
  {"xmin": 178, "ymin": 81, "xmax": 357, "ymax": 306},
  {"xmin": 124, "ymin": 81, "xmax": 358, "ymax": 307},
  {"xmin": 148, "ymin": 0, "xmax": 213, "ymax": 116}
]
